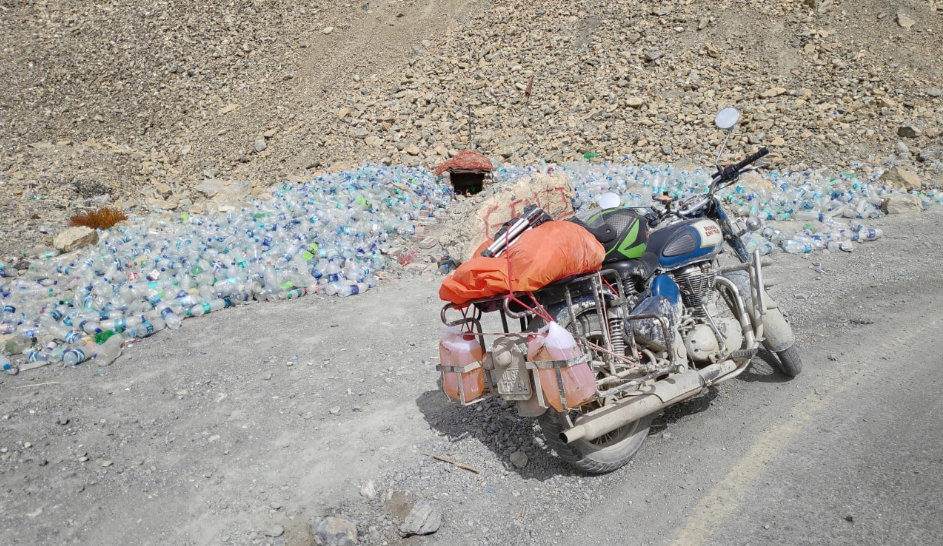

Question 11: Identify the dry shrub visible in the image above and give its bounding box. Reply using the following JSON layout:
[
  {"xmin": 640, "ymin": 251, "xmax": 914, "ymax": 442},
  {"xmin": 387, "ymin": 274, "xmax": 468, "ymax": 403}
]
[{"xmin": 69, "ymin": 207, "xmax": 128, "ymax": 230}]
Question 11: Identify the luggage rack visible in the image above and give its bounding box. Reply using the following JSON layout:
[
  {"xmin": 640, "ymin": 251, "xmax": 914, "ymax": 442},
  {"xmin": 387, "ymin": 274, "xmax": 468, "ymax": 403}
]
[{"xmin": 439, "ymin": 268, "xmax": 675, "ymax": 379}]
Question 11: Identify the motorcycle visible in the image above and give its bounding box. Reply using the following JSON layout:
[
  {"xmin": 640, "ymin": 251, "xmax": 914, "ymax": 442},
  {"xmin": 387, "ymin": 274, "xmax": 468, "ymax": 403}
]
[{"xmin": 437, "ymin": 107, "xmax": 802, "ymax": 474}]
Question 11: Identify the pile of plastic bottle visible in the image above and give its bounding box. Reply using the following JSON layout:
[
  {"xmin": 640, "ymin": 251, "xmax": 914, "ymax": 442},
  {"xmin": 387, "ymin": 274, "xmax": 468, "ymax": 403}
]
[
  {"xmin": 1, "ymin": 159, "xmax": 940, "ymax": 373},
  {"xmin": 493, "ymin": 159, "xmax": 941, "ymax": 256},
  {"xmin": 1, "ymin": 164, "xmax": 450, "ymax": 373}
]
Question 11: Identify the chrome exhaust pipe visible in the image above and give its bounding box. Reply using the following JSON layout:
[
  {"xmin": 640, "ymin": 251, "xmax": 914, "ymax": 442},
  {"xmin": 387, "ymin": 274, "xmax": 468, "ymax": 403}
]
[{"xmin": 561, "ymin": 359, "xmax": 739, "ymax": 443}]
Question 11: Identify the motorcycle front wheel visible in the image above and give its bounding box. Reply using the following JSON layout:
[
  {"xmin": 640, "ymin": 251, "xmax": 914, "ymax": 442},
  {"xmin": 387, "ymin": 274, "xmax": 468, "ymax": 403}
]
[
  {"xmin": 774, "ymin": 345, "xmax": 803, "ymax": 378},
  {"xmin": 536, "ymin": 295, "xmax": 652, "ymax": 474},
  {"xmin": 722, "ymin": 270, "xmax": 802, "ymax": 377}
]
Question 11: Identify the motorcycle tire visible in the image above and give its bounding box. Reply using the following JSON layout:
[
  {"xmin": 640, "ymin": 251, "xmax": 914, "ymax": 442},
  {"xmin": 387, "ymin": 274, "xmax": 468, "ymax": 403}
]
[
  {"xmin": 537, "ymin": 410, "xmax": 652, "ymax": 475},
  {"xmin": 534, "ymin": 295, "xmax": 652, "ymax": 474},
  {"xmin": 722, "ymin": 270, "xmax": 802, "ymax": 378},
  {"xmin": 774, "ymin": 345, "xmax": 803, "ymax": 378}
]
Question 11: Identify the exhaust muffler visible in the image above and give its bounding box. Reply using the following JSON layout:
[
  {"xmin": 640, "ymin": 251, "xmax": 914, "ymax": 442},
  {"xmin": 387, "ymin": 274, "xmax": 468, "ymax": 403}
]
[{"xmin": 561, "ymin": 359, "xmax": 739, "ymax": 443}]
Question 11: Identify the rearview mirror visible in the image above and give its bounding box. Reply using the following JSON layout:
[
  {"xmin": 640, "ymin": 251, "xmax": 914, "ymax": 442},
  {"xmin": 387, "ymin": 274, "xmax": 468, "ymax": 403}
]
[{"xmin": 714, "ymin": 107, "xmax": 740, "ymax": 131}]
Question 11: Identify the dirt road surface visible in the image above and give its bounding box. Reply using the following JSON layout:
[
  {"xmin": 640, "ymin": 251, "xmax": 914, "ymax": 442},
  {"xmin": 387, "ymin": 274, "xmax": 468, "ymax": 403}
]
[{"xmin": 2, "ymin": 209, "xmax": 942, "ymax": 546}]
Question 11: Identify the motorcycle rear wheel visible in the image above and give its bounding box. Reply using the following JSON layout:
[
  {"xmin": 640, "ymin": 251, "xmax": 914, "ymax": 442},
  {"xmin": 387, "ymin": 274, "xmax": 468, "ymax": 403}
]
[
  {"xmin": 538, "ymin": 409, "xmax": 651, "ymax": 474},
  {"xmin": 536, "ymin": 295, "xmax": 652, "ymax": 474}
]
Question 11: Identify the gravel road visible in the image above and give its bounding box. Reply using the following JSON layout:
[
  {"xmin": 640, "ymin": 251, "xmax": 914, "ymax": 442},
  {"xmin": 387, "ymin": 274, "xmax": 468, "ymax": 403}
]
[{"xmin": 1, "ymin": 208, "xmax": 941, "ymax": 546}]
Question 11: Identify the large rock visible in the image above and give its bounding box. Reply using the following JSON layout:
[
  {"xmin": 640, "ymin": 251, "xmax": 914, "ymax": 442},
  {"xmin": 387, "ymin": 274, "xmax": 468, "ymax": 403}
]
[
  {"xmin": 882, "ymin": 194, "xmax": 923, "ymax": 214},
  {"xmin": 398, "ymin": 501, "xmax": 442, "ymax": 537},
  {"xmin": 738, "ymin": 171, "xmax": 774, "ymax": 196},
  {"xmin": 439, "ymin": 171, "xmax": 575, "ymax": 263},
  {"xmin": 878, "ymin": 167, "xmax": 922, "ymax": 191},
  {"xmin": 53, "ymin": 226, "xmax": 99, "ymax": 253},
  {"xmin": 193, "ymin": 179, "xmax": 252, "ymax": 202},
  {"xmin": 309, "ymin": 516, "xmax": 358, "ymax": 546}
]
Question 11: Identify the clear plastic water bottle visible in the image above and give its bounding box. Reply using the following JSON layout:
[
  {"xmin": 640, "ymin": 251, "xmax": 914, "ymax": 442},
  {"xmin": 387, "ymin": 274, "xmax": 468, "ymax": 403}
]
[
  {"xmin": 122, "ymin": 320, "xmax": 156, "ymax": 340},
  {"xmin": 189, "ymin": 298, "xmax": 229, "ymax": 316},
  {"xmin": 783, "ymin": 240, "xmax": 813, "ymax": 254},
  {"xmin": 92, "ymin": 336, "xmax": 124, "ymax": 366},
  {"xmin": 158, "ymin": 305, "xmax": 182, "ymax": 330},
  {"xmin": 851, "ymin": 228, "xmax": 882, "ymax": 241},
  {"xmin": 63, "ymin": 346, "xmax": 91, "ymax": 366}
]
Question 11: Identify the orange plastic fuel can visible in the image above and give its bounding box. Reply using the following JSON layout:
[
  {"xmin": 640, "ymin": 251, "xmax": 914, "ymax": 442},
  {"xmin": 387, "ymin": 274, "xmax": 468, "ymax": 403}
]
[{"xmin": 439, "ymin": 327, "xmax": 486, "ymax": 404}]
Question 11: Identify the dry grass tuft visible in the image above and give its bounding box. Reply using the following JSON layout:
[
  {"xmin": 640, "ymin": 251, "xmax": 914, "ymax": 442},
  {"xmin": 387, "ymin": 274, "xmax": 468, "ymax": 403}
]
[{"xmin": 69, "ymin": 207, "xmax": 128, "ymax": 230}]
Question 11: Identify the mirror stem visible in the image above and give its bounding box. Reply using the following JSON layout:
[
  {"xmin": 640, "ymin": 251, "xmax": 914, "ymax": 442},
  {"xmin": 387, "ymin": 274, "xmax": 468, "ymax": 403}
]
[{"xmin": 714, "ymin": 129, "xmax": 734, "ymax": 168}]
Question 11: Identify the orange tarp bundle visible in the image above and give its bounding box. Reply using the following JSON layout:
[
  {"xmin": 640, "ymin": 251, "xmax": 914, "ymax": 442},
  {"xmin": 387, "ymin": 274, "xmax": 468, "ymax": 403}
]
[{"xmin": 439, "ymin": 221, "xmax": 604, "ymax": 304}]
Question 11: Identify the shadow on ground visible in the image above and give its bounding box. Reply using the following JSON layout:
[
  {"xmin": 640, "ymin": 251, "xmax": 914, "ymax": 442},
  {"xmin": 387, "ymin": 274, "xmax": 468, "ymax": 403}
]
[
  {"xmin": 736, "ymin": 349, "xmax": 795, "ymax": 383},
  {"xmin": 415, "ymin": 389, "xmax": 584, "ymax": 480}
]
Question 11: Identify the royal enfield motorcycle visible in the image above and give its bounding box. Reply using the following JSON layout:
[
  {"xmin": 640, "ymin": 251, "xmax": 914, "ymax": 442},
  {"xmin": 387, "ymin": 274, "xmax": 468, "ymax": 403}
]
[{"xmin": 437, "ymin": 107, "xmax": 802, "ymax": 474}]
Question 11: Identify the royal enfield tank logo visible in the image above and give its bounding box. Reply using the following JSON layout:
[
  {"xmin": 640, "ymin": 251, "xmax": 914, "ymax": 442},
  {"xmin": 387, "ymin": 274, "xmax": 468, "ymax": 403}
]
[{"xmin": 692, "ymin": 220, "xmax": 723, "ymax": 247}]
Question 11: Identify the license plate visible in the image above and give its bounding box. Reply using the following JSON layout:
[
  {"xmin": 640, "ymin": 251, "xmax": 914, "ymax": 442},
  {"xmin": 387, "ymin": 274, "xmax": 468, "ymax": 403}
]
[{"xmin": 495, "ymin": 366, "xmax": 532, "ymax": 399}]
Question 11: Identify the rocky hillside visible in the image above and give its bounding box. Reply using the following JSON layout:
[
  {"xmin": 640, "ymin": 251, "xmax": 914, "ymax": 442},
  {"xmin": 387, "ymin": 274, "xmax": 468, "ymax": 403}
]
[{"xmin": 1, "ymin": 0, "xmax": 942, "ymax": 256}]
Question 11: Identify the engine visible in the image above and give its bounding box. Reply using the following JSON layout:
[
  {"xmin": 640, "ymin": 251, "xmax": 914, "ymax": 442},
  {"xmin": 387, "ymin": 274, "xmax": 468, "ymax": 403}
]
[
  {"xmin": 672, "ymin": 263, "xmax": 716, "ymax": 316},
  {"xmin": 673, "ymin": 262, "xmax": 744, "ymax": 363}
]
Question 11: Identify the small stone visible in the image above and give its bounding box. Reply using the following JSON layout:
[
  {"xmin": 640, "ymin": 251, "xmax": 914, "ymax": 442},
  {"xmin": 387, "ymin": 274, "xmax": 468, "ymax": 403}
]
[
  {"xmin": 265, "ymin": 525, "xmax": 284, "ymax": 538},
  {"xmin": 309, "ymin": 516, "xmax": 358, "ymax": 546},
  {"xmin": 322, "ymin": 26, "xmax": 334, "ymax": 35},
  {"xmin": 760, "ymin": 87, "xmax": 788, "ymax": 99},
  {"xmin": 896, "ymin": 141, "xmax": 910, "ymax": 155},
  {"xmin": 509, "ymin": 450, "xmax": 528, "ymax": 468},
  {"xmin": 626, "ymin": 97, "xmax": 647, "ymax": 108},
  {"xmin": 329, "ymin": 406, "xmax": 341, "ymax": 415},
  {"xmin": 218, "ymin": 103, "xmax": 239, "ymax": 115},
  {"xmin": 896, "ymin": 12, "xmax": 915, "ymax": 30},
  {"xmin": 57, "ymin": 417, "xmax": 70, "ymax": 426},
  {"xmin": 399, "ymin": 501, "xmax": 442, "ymax": 537},
  {"xmin": 405, "ymin": 145, "xmax": 421, "ymax": 156},
  {"xmin": 23, "ymin": 442, "xmax": 31, "ymax": 449},
  {"xmin": 897, "ymin": 125, "xmax": 920, "ymax": 138},
  {"xmin": 79, "ymin": 456, "xmax": 89, "ymax": 463},
  {"xmin": 254, "ymin": 139, "xmax": 268, "ymax": 153},
  {"xmin": 360, "ymin": 480, "xmax": 377, "ymax": 499},
  {"xmin": 643, "ymin": 50, "xmax": 664, "ymax": 62},
  {"xmin": 54, "ymin": 227, "xmax": 99, "ymax": 253},
  {"xmin": 102, "ymin": 460, "xmax": 113, "ymax": 467},
  {"xmin": 928, "ymin": 88, "xmax": 943, "ymax": 98},
  {"xmin": 828, "ymin": 354, "xmax": 839, "ymax": 361},
  {"xmin": 845, "ymin": 514, "xmax": 854, "ymax": 522}
]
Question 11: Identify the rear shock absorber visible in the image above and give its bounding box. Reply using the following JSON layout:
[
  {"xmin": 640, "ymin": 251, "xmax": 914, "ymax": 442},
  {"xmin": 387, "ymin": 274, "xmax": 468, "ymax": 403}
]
[{"xmin": 608, "ymin": 315, "xmax": 626, "ymax": 356}]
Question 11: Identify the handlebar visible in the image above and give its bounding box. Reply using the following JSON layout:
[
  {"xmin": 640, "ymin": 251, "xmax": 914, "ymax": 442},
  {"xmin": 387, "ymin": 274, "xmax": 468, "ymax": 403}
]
[
  {"xmin": 647, "ymin": 147, "xmax": 770, "ymax": 227},
  {"xmin": 713, "ymin": 147, "xmax": 769, "ymax": 184}
]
